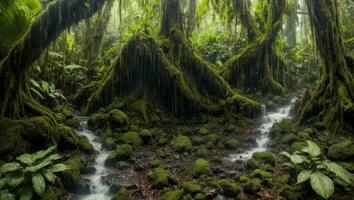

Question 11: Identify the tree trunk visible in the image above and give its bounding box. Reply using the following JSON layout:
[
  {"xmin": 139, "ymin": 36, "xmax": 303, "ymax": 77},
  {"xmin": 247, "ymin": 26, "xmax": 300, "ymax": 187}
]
[
  {"xmin": 160, "ymin": 0, "xmax": 184, "ymax": 36},
  {"xmin": 296, "ymin": 0, "xmax": 354, "ymax": 132},
  {"xmin": 0, "ymin": 0, "xmax": 106, "ymax": 118}
]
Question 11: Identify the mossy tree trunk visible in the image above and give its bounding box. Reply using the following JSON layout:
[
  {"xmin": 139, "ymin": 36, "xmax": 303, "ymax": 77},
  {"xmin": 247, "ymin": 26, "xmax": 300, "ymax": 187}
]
[
  {"xmin": 221, "ymin": 0, "xmax": 286, "ymax": 95},
  {"xmin": 84, "ymin": 0, "xmax": 113, "ymax": 79},
  {"xmin": 296, "ymin": 0, "xmax": 354, "ymax": 132},
  {"xmin": 83, "ymin": 0, "xmax": 261, "ymax": 119},
  {"xmin": 186, "ymin": 0, "xmax": 196, "ymax": 37},
  {"xmin": 0, "ymin": 0, "xmax": 106, "ymax": 118}
]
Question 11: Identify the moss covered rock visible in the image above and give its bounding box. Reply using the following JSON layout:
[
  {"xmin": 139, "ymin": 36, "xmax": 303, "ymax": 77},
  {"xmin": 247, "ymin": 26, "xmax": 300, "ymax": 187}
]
[
  {"xmin": 245, "ymin": 158, "xmax": 261, "ymax": 170},
  {"xmin": 278, "ymin": 184, "xmax": 301, "ymax": 200},
  {"xmin": 139, "ymin": 129, "xmax": 152, "ymax": 143},
  {"xmin": 243, "ymin": 178, "xmax": 262, "ymax": 194},
  {"xmin": 59, "ymin": 159, "xmax": 90, "ymax": 194},
  {"xmin": 109, "ymin": 109, "xmax": 128, "ymax": 128},
  {"xmin": 191, "ymin": 136, "xmax": 205, "ymax": 145},
  {"xmin": 215, "ymin": 179, "xmax": 241, "ymax": 197},
  {"xmin": 194, "ymin": 193, "xmax": 206, "ymax": 200},
  {"xmin": 105, "ymin": 144, "xmax": 134, "ymax": 166},
  {"xmin": 327, "ymin": 139, "xmax": 354, "ymax": 161},
  {"xmin": 270, "ymin": 119, "xmax": 295, "ymax": 139},
  {"xmin": 171, "ymin": 135, "xmax": 192, "ymax": 152},
  {"xmin": 196, "ymin": 145, "xmax": 209, "ymax": 158},
  {"xmin": 188, "ymin": 159, "xmax": 212, "ymax": 178},
  {"xmin": 120, "ymin": 131, "xmax": 142, "ymax": 147},
  {"xmin": 252, "ymin": 169, "xmax": 272, "ymax": 179},
  {"xmin": 112, "ymin": 187, "xmax": 128, "ymax": 200},
  {"xmin": 148, "ymin": 167, "xmax": 171, "ymax": 189},
  {"xmin": 41, "ymin": 185, "xmax": 64, "ymax": 200},
  {"xmin": 77, "ymin": 135, "xmax": 95, "ymax": 153},
  {"xmin": 148, "ymin": 159, "xmax": 162, "ymax": 168},
  {"xmin": 198, "ymin": 127, "xmax": 211, "ymax": 135},
  {"xmin": 280, "ymin": 133, "xmax": 300, "ymax": 145},
  {"xmin": 161, "ymin": 190, "xmax": 183, "ymax": 200},
  {"xmin": 183, "ymin": 182, "xmax": 202, "ymax": 194},
  {"xmin": 207, "ymin": 134, "xmax": 219, "ymax": 144},
  {"xmin": 88, "ymin": 112, "xmax": 107, "ymax": 130},
  {"xmin": 224, "ymin": 139, "xmax": 240, "ymax": 149},
  {"xmin": 103, "ymin": 137, "xmax": 116, "ymax": 150},
  {"xmin": 252, "ymin": 151, "xmax": 276, "ymax": 165}
]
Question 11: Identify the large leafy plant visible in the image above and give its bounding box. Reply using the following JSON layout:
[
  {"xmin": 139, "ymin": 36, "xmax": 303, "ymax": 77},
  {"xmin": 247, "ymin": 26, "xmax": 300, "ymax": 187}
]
[
  {"xmin": 281, "ymin": 140, "xmax": 354, "ymax": 199},
  {"xmin": 0, "ymin": 146, "xmax": 70, "ymax": 200}
]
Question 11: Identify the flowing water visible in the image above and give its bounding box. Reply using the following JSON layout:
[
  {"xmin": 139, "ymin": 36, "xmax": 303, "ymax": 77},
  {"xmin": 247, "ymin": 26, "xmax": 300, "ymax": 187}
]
[
  {"xmin": 226, "ymin": 98, "xmax": 297, "ymax": 162},
  {"xmin": 76, "ymin": 119, "xmax": 111, "ymax": 200}
]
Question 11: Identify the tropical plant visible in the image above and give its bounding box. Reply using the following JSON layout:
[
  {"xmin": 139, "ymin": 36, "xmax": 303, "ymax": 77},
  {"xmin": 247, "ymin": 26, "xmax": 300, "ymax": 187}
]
[
  {"xmin": 30, "ymin": 79, "xmax": 66, "ymax": 102},
  {"xmin": 0, "ymin": 146, "xmax": 70, "ymax": 200},
  {"xmin": 281, "ymin": 140, "xmax": 354, "ymax": 199}
]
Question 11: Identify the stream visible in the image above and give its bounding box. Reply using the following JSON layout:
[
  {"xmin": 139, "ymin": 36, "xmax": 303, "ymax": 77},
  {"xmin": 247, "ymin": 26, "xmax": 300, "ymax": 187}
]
[
  {"xmin": 76, "ymin": 119, "xmax": 111, "ymax": 200},
  {"xmin": 226, "ymin": 98, "xmax": 297, "ymax": 162}
]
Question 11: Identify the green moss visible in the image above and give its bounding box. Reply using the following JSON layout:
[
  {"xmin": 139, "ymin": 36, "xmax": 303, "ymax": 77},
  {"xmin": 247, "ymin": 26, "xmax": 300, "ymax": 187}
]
[
  {"xmin": 238, "ymin": 175, "xmax": 250, "ymax": 183},
  {"xmin": 280, "ymin": 133, "xmax": 300, "ymax": 145},
  {"xmin": 198, "ymin": 127, "xmax": 211, "ymax": 135},
  {"xmin": 245, "ymin": 158, "xmax": 261, "ymax": 170},
  {"xmin": 225, "ymin": 94, "xmax": 261, "ymax": 118},
  {"xmin": 105, "ymin": 144, "xmax": 134, "ymax": 166},
  {"xmin": 196, "ymin": 145, "xmax": 209, "ymax": 158},
  {"xmin": 252, "ymin": 151, "xmax": 276, "ymax": 165},
  {"xmin": 194, "ymin": 193, "xmax": 206, "ymax": 200},
  {"xmin": 252, "ymin": 169, "xmax": 272, "ymax": 180},
  {"xmin": 191, "ymin": 136, "xmax": 205, "ymax": 145},
  {"xmin": 171, "ymin": 135, "xmax": 192, "ymax": 152},
  {"xmin": 139, "ymin": 129, "xmax": 152, "ymax": 143},
  {"xmin": 148, "ymin": 167, "xmax": 171, "ymax": 189},
  {"xmin": 109, "ymin": 109, "xmax": 128, "ymax": 128},
  {"xmin": 103, "ymin": 137, "xmax": 116, "ymax": 150},
  {"xmin": 270, "ymin": 119, "xmax": 295, "ymax": 139},
  {"xmin": 148, "ymin": 159, "xmax": 162, "ymax": 168},
  {"xmin": 88, "ymin": 112, "xmax": 107, "ymax": 130},
  {"xmin": 188, "ymin": 159, "xmax": 212, "ymax": 178},
  {"xmin": 278, "ymin": 184, "xmax": 301, "ymax": 200},
  {"xmin": 112, "ymin": 187, "xmax": 128, "ymax": 200},
  {"xmin": 161, "ymin": 190, "xmax": 183, "ymax": 200},
  {"xmin": 59, "ymin": 158, "xmax": 89, "ymax": 194},
  {"xmin": 207, "ymin": 134, "xmax": 219, "ymax": 144},
  {"xmin": 77, "ymin": 136, "xmax": 95, "ymax": 153},
  {"xmin": 120, "ymin": 131, "xmax": 142, "ymax": 147},
  {"xmin": 327, "ymin": 139, "xmax": 354, "ymax": 161},
  {"xmin": 215, "ymin": 179, "xmax": 241, "ymax": 197},
  {"xmin": 224, "ymin": 139, "xmax": 240, "ymax": 149},
  {"xmin": 41, "ymin": 185, "xmax": 64, "ymax": 200},
  {"xmin": 183, "ymin": 182, "xmax": 202, "ymax": 194},
  {"xmin": 116, "ymin": 161, "xmax": 131, "ymax": 169},
  {"xmin": 243, "ymin": 179, "xmax": 262, "ymax": 194},
  {"xmin": 291, "ymin": 141, "xmax": 306, "ymax": 152}
]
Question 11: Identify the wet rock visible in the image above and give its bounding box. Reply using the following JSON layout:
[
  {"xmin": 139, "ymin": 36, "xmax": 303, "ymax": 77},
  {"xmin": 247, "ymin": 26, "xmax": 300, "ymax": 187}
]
[
  {"xmin": 244, "ymin": 158, "xmax": 261, "ymax": 170},
  {"xmin": 105, "ymin": 144, "xmax": 134, "ymax": 167},
  {"xmin": 109, "ymin": 109, "xmax": 128, "ymax": 129},
  {"xmin": 139, "ymin": 129, "xmax": 152, "ymax": 143},
  {"xmin": 103, "ymin": 137, "xmax": 116, "ymax": 150},
  {"xmin": 252, "ymin": 169, "xmax": 272, "ymax": 180}
]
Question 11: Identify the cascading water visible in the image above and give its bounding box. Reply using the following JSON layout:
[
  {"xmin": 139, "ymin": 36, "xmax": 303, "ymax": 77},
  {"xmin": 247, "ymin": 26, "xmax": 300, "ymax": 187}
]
[
  {"xmin": 226, "ymin": 98, "xmax": 297, "ymax": 162},
  {"xmin": 76, "ymin": 119, "xmax": 111, "ymax": 200}
]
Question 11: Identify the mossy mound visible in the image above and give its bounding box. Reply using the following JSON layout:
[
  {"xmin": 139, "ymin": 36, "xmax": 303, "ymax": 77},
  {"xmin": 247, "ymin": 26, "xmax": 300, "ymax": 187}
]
[
  {"xmin": 182, "ymin": 182, "xmax": 202, "ymax": 194},
  {"xmin": 188, "ymin": 159, "xmax": 212, "ymax": 178},
  {"xmin": 105, "ymin": 144, "xmax": 134, "ymax": 166},
  {"xmin": 59, "ymin": 158, "xmax": 90, "ymax": 194},
  {"xmin": 171, "ymin": 135, "xmax": 192, "ymax": 152},
  {"xmin": 139, "ymin": 129, "xmax": 152, "ymax": 143},
  {"xmin": 120, "ymin": 131, "xmax": 142, "ymax": 147},
  {"xmin": 215, "ymin": 179, "xmax": 241, "ymax": 197},
  {"xmin": 112, "ymin": 187, "xmax": 128, "ymax": 200},
  {"xmin": 147, "ymin": 167, "xmax": 171, "ymax": 189},
  {"xmin": 0, "ymin": 116, "xmax": 93, "ymax": 158},
  {"xmin": 161, "ymin": 190, "xmax": 183, "ymax": 200},
  {"xmin": 88, "ymin": 108, "xmax": 128, "ymax": 130},
  {"xmin": 80, "ymin": 32, "xmax": 260, "ymax": 120},
  {"xmin": 252, "ymin": 151, "xmax": 276, "ymax": 165},
  {"xmin": 243, "ymin": 179, "xmax": 262, "ymax": 194},
  {"xmin": 327, "ymin": 139, "xmax": 354, "ymax": 161},
  {"xmin": 224, "ymin": 139, "xmax": 240, "ymax": 150}
]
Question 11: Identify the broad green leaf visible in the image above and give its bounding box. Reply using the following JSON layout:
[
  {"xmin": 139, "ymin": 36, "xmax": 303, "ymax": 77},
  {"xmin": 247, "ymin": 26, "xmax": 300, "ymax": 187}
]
[
  {"xmin": 30, "ymin": 79, "xmax": 40, "ymax": 88},
  {"xmin": 17, "ymin": 154, "xmax": 34, "ymax": 165},
  {"xmin": 310, "ymin": 172, "xmax": 334, "ymax": 199},
  {"xmin": 324, "ymin": 162, "xmax": 353, "ymax": 184},
  {"xmin": 18, "ymin": 188, "xmax": 33, "ymax": 200},
  {"xmin": 0, "ymin": 192, "xmax": 16, "ymax": 200},
  {"xmin": 32, "ymin": 146, "xmax": 56, "ymax": 161},
  {"xmin": 43, "ymin": 170, "xmax": 56, "ymax": 184},
  {"xmin": 30, "ymin": 87, "xmax": 44, "ymax": 99},
  {"xmin": 8, "ymin": 176, "xmax": 24, "ymax": 188},
  {"xmin": 25, "ymin": 159, "xmax": 51, "ymax": 173},
  {"xmin": 0, "ymin": 162, "xmax": 22, "ymax": 173},
  {"xmin": 297, "ymin": 170, "xmax": 312, "ymax": 184},
  {"xmin": 290, "ymin": 155, "xmax": 304, "ymax": 164},
  {"xmin": 64, "ymin": 64, "xmax": 86, "ymax": 71},
  {"xmin": 32, "ymin": 173, "xmax": 45, "ymax": 196},
  {"xmin": 41, "ymin": 81, "xmax": 49, "ymax": 92},
  {"xmin": 280, "ymin": 151, "xmax": 292, "ymax": 158},
  {"xmin": 301, "ymin": 140, "xmax": 321, "ymax": 157},
  {"xmin": 51, "ymin": 164, "xmax": 70, "ymax": 172}
]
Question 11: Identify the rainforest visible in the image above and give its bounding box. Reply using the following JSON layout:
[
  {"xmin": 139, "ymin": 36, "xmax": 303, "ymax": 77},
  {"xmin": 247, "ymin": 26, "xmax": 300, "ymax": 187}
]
[{"xmin": 0, "ymin": 0, "xmax": 354, "ymax": 199}]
